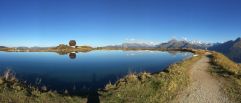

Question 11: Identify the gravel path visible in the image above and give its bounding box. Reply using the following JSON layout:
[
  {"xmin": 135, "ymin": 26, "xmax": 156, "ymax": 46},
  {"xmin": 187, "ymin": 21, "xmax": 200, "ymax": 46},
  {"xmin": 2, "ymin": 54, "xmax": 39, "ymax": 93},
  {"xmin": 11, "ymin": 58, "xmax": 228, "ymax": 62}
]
[{"xmin": 172, "ymin": 56, "xmax": 229, "ymax": 103}]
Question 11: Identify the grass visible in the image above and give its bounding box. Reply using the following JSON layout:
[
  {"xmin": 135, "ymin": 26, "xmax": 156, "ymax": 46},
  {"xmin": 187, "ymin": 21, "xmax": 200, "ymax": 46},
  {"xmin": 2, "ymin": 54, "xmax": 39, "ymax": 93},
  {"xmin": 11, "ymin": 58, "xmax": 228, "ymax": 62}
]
[
  {"xmin": 100, "ymin": 55, "xmax": 201, "ymax": 103},
  {"xmin": 0, "ymin": 49, "xmax": 204, "ymax": 103},
  {"xmin": 0, "ymin": 70, "xmax": 86, "ymax": 103},
  {"xmin": 209, "ymin": 52, "xmax": 241, "ymax": 102},
  {"xmin": 210, "ymin": 52, "xmax": 241, "ymax": 75}
]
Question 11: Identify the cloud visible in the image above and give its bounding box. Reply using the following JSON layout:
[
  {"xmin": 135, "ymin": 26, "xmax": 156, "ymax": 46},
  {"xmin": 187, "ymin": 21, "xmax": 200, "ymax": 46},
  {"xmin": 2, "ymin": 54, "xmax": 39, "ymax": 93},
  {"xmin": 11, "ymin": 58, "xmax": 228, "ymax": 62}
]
[
  {"xmin": 124, "ymin": 38, "xmax": 159, "ymax": 45},
  {"xmin": 181, "ymin": 37, "xmax": 188, "ymax": 41},
  {"xmin": 125, "ymin": 38, "xmax": 136, "ymax": 42}
]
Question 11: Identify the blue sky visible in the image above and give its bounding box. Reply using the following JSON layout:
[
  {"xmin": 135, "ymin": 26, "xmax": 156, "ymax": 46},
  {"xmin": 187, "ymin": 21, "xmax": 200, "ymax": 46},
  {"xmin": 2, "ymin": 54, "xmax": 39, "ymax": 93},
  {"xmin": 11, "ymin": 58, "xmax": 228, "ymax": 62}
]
[{"xmin": 0, "ymin": 0, "xmax": 241, "ymax": 47}]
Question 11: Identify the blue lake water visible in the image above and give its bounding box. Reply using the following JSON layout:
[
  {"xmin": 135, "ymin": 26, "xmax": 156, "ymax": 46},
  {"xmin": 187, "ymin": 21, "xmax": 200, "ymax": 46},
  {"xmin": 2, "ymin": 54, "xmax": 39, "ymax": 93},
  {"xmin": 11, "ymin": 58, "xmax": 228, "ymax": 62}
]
[{"xmin": 0, "ymin": 50, "xmax": 192, "ymax": 94}]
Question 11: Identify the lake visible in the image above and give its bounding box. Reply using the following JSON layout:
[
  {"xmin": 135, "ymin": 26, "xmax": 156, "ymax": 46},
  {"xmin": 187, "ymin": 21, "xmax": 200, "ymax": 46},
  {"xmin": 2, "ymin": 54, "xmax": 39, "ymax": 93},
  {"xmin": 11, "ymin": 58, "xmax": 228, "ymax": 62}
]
[{"xmin": 0, "ymin": 50, "xmax": 193, "ymax": 94}]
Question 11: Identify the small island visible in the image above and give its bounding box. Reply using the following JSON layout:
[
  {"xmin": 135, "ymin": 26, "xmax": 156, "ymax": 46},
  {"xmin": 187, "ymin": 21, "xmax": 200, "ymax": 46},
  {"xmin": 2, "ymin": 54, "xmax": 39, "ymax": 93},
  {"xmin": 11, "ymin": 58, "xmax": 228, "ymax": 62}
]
[{"xmin": 0, "ymin": 40, "xmax": 93, "ymax": 53}]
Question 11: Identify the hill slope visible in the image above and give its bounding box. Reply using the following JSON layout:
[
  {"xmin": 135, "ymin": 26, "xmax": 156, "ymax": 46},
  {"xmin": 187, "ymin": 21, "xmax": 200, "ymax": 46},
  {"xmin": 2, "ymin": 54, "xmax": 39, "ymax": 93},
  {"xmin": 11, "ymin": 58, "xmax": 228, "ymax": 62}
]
[
  {"xmin": 209, "ymin": 37, "xmax": 241, "ymax": 63},
  {"xmin": 157, "ymin": 39, "xmax": 211, "ymax": 49},
  {"xmin": 0, "ymin": 46, "xmax": 7, "ymax": 48}
]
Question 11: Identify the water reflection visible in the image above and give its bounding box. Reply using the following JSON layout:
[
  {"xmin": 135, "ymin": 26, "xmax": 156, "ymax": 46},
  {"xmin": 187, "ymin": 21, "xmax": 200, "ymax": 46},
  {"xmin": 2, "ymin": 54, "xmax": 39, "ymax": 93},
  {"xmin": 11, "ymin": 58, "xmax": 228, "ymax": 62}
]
[
  {"xmin": 167, "ymin": 51, "xmax": 178, "ymax": 55},
  {"xmin": 69, "ymin": 53, "xmax": 77, "ymax": 59},
  {"xmin": 56, "ymin": 52, "xmax": 69, "ymax": 55},
  {"xmin": 87, "ymin": 73, "xmax": 100, "ymax": 103},
  {"xmin": 56, "ymin": 52, "xmax": 78, "ymax": 59},
  {"xmin": 17, "ymin": 72, "xmax": 114, "ymax": 98},
  {"xmin": 0, "ymin": 50, "xmax": 193, "ymax": 97}
]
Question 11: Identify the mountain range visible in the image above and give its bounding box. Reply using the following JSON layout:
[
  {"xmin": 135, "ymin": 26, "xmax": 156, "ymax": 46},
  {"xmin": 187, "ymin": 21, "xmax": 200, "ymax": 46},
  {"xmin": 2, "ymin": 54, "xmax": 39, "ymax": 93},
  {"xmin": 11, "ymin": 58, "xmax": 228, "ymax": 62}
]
[
  {"xmin": 104, "ymin": 43, "xmax": 155, "ymax": 49},
  {"xmin": 1, "ymin": 38, "xmax": 240, "ymax": 63},
  {"xmin": 104, "ymin": 39, "xmax": 212, "ymax": 49},
  {"xmin": 0, "ymin": 46, "xmax": 6, "ymax": 48},
  {"xmin": 157, "ymin": 39, "xmax": 212, "ymax": 49},
  {"xmin": 103, "ymin": 37, "xmax": 241, "ymax": 63},
  {"xmin": 209, "ymin": 37, "xmax": 241, "ymax": 63}
]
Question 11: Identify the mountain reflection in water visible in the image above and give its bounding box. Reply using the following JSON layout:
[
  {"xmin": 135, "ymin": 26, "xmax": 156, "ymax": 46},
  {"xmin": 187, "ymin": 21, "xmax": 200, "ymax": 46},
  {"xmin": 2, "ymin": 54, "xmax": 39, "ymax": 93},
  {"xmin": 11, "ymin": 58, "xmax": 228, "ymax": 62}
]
[{"xmin": 0, "ymin": 50, "xmax": 193, "ymax": 96}]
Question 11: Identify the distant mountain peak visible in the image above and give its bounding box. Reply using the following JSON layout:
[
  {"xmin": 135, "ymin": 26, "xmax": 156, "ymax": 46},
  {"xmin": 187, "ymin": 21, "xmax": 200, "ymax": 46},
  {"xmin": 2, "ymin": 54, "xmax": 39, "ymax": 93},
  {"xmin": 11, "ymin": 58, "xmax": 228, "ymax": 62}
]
[
  {"xmin": 235, "ymin": 37, "xmax": 241, "ymax": 42},
  {"xmin": 208, "ymin": 37, "xmax": 241, "ymax": 63},
  {"xmin": 158, "ymin": 39, "xmax": 211, "ymax": 49},
  {"xmin": 168, "ymin": 39, "xmax": 178, "ymax": 43},
  {"xmin": 0, "ymin": 46, "xmax": 7, "ymax": 48}
]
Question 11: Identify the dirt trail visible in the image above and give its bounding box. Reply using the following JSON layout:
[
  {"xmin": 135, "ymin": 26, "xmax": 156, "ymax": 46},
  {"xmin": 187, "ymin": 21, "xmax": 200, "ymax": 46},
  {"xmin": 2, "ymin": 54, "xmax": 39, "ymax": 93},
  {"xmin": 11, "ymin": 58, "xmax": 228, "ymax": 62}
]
[{"xmin": 172, "ymin": 56, "xmax": 229, "ymax": 103}]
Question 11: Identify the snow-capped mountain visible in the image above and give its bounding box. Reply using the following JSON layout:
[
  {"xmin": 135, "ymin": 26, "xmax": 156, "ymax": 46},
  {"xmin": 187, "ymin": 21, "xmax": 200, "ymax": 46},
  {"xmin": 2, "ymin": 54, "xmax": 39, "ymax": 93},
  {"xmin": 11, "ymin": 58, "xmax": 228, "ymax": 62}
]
[
  {"xmin": 157, "ymin": 39, "xmax": 212, "ymax": 49},
  {"xmin": 104, "ymin": 42, "xmax": 156, "ymax": 49}
]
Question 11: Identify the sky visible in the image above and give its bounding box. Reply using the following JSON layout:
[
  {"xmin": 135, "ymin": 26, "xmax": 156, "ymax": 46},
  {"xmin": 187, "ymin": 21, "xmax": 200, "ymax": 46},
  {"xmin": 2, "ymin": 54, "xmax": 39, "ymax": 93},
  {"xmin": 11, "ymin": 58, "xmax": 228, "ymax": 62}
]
[{"xmin": 0, "ymin": 0, "xmax": 241, "ymax": 47}]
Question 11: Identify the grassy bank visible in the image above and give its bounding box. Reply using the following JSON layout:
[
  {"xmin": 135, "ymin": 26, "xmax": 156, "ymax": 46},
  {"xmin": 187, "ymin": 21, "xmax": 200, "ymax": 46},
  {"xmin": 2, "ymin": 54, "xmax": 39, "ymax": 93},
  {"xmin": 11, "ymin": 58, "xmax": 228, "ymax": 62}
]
[
  {"xmin": 100, "ymin": 54, "xmax": 201, "ymax": 103},
  {"xmin": 0, "ymin": 50, "xmax": 203, "ymax": 103},
  {"xmin": 209, "ymin": 52, "xmax": 241, "ymax": 102},
  {"xmin": 0, "ymin": 70, "xmax": 86, "ymax": 103}
]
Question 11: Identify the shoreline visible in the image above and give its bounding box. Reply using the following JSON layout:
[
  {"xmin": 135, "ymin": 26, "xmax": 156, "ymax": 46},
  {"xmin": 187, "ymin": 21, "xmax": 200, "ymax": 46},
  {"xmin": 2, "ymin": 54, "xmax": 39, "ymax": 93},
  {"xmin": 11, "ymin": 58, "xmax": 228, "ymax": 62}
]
[{"xmin": 0, "ymin": 49, "xmax": 239, "ymax": 103}]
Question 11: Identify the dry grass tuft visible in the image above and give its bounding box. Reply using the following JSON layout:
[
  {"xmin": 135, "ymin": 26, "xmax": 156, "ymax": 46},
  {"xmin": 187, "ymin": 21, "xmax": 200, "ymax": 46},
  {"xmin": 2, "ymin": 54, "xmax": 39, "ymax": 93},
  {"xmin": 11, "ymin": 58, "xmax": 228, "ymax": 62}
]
[
  {"xmin": 101, "ymin": 55, "xmax": 201, "ymax": 103},
  {"xmin": 0, "ymin": 69, "xmax": 86, "ymax": 103},
  {"xmin": 209, "ymin": 52, "xmax": 241, "ymax": 102}
]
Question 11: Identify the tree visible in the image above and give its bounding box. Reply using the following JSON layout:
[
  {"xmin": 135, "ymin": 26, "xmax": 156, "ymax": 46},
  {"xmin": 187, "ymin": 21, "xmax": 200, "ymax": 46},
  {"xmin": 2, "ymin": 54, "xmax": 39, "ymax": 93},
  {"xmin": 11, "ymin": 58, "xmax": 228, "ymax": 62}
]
[
  {"xmin": 69, "ymin": 40, "xmax": 76, "ymax": 47},
  {"xmin": 69, "ymin": 53, "xmax": 76, "ymax": 59}
]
